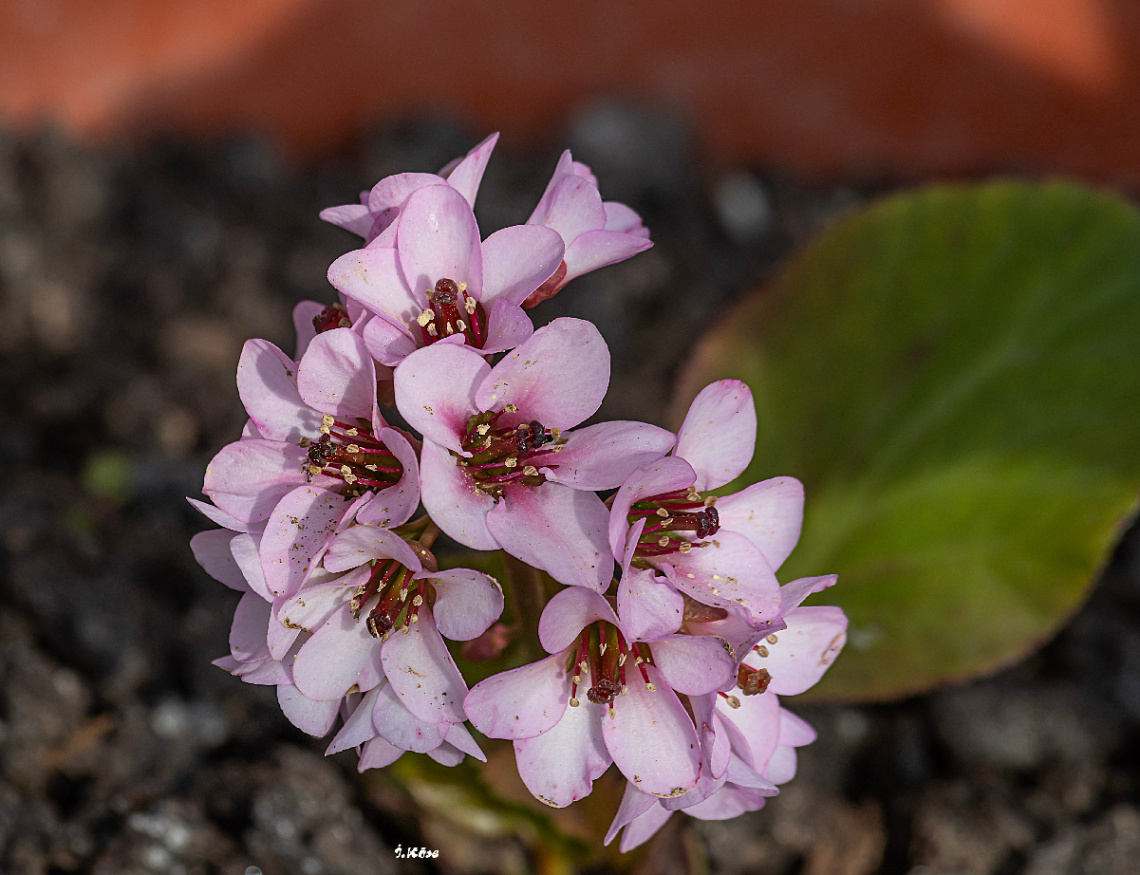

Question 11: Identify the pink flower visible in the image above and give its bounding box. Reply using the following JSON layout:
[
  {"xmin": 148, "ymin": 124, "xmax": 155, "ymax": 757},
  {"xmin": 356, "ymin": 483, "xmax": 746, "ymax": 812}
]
[
  {"xmin": 201, "ymin": 327, "xmax": 420, "ymax": 601},
  {"xmin": 319, "ymin": 133, "xmax": 500, "ymax": 245},
  {"xmin": 464, "ymin": 587, "xmax": 737, "ymax": 807},
  {"xmin": 327, "ymin": 184, "xmax": 565, "ymax": 366},
  {"xmin": 522, "ymin": 150, "xmax": 652, "ymax": 307},
  {"xmin": 605, "ymin": 604, "xmax": 848, "ymax": 851},
  {"xmin": 393, "ymin": 317, "xmax": 675, "ymax": 590},
  {"xmin": 609, "ymin": 380, "xmax": 805, "ymax": 627}
]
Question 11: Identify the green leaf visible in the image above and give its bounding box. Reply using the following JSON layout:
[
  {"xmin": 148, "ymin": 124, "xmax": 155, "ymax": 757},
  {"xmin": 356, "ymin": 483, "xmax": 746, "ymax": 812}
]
[{"xmin": 676, "ymin": 182, "xmax": 1140, "ymax": 701}]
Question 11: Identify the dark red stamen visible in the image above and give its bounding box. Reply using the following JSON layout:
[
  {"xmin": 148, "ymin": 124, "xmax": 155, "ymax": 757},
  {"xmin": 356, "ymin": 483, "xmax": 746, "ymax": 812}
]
[{"xmin": 312, "ymin": 302, "xmax": 351, "ymax": 334}]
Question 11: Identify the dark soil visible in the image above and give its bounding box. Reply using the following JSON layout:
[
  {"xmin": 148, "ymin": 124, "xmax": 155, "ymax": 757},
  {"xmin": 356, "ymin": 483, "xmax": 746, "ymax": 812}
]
[{"xmin": 1, "ymin": 109, "xmax": 1138, "ymax": 875}]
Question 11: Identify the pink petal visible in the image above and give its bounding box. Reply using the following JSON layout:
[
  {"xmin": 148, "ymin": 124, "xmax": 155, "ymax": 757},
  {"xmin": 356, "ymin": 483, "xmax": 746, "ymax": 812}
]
[
  {"xmin": 562, "ymin": 229, "xmax": 654, "ymax": 283},
  {"xmin": 681, "ymin": 785, "xmax": 771, "ymax": 821},
  {"xmin": 514, "ymin": 696, "xmax": 611, "ymax": 807},
  {"xmin": 229, "ymin": 591, "xmax": 272, "ymax": 664},
  {"xmin": 419, "ymin": 439, "xmax": 497, "ymax": 549},
  {"xmin": 542, "ymin": 421, "xmax": 675, "ymax": 491},
  {"xmin": 765, "ymin": 744, "xmax": 798, "ymax": 785},
  {"xmin": 478, "ymin": 296, "xmax": 534, "ymax": 355},
  {"xmin": 326, "ymin": 686, "xmax": 382, "ymax": 754},
  {"xmin": 267, "ymin": 601, "xmax": 304, "ymax": 660},
  {"xmin": 191, "ymin": 530, "xmax": 246, "ymax": 591},
  {"xmin": 441, "ymin": 133, "xmax": 498, "ymax": 207},
  {"xmin": 778, "ymin": 707, "xmax": 817, "ymax": 748},
  {"xmin": 371, "ymin": 681, "xmax": 449, "ymax": 752},
  {"xmin": 463, "ymin": 655, "xmax": 570, "ymax": 740},
  {"xmin": 259, "ymin": 486, "xmax": 349, "ymax": 598},
  {"xmin": 362, "ymin": 314, "xmax": 418, "ymax": 367},
  {"xmin": 717, "ymin": 686, "xmax": 780, "ymax": 773},
  {"xmin": 358, "ymin": 736, "xmax": 404, "ymax": 770},
  {"xmin": 604, "ymin": 781, "xmax": 658, "ymax": 846},
  {"xmin": 324, "ymin": 525, "xmax": 423, "ymax": 574},
  {"xmin": 716, "ymin": 477, "xmax": 804, "ymax": 571},
  {"xmin": 291, "ymin": 300, "xmax": 325, "ymax": 359},
  {"xmin": 354, "ymin": 426, "xmax": 421, "ymax": 529},
  {"xmin": 319, "ymin": 203, "xmax": 374, "ymax": 237},
  {"xmin": 663, "ymin": 531, "xmax": 781, "ymax": 624},
  {"xmin": 618, "ymin": 801, "xmax": 672, "ymax": 853},
  {"xmin": 755, "ymin": 605, "xmax": 847, "ymax": 696},
  {"xmin": 538, "ymin": 586, "xmax": 621, "ymax": 655},
  {"xmin": 366, "ymin": 172, "xmax": 442, "ymax": 214},
  {"xmin": 277, "ymin": 685, "xmax": 340, "ymax": 737},
  {"xmin": 487, "ymin": 483, "xmax": 612, "ymax": 592},
  {"xmin": 529, "ymin": 174, "xmax": 606, "ymax": 243},
  {"xmin": 475, "ymin": 318, "xmax": 608, "ymax": 430},
  {"xmin": 607, "ymin": 456, "xmax": 697, "ymax": 559},
  {"xmin": 398, "ymin": 185, "xmax": 483, "ymax": 299},
  {"xmin": 726, "ymin": 752, "xmax": 780, "ymax": 793},
  {"xmin": 779, "ymin": 574, "xmax": 838, "ymax": 613},
  {"xmin": 675, "ymin": 380, "xmax": 757, "ymax": 491},
  {"xmin": 393, "ymin": 341, "xmax": 488, "ymax": 452},
  {"xmin": 616, "ymin": 568, "xmax": 683, "ymax": 642},
  {"xmin": 186, "ymin": 497, "xmax": 255, "ymax": 532},
  {"xmin": 603, "ymin": 201, "xmax": 648, "ymax": 235},
  {"xmin": 650, "ymin": 634, "xmax": 736, "ymax": 696},
  {"xmin": 230, "ymin": 532, "xmax": 273, "ymax": 602},
  {"xmin": 277, "ymin": 573, "xmax": 361, "ymax": 635},
  {"xmin": 479, "ymin": 224, "xmax": 565, "ymax": 307},
  {"xmin": 444, "ymin": 723, "xmax": 487, "ymax": 762},
  {"xmin": 203, "ymin": 440, "xmax": 309, "ymax": 524},
  {"xmin": 603, "ymin": 665, "xmax": 701, "ymax": 798},
  {"xmin": 328, "ymin": 246, "xmax": 423, "ymax": 320},
  {"xmin": 380, "ymin": 612, "xmax": 467, "ymax": 724},
  {"xmin": 422, "ymin": 569, "xmax": 504, "ymax": 641},
  {"xmin": 296, "ymin": 328, "xmax": 376, "ymax": 419},
  {"xmin": 293, "ymin": 606, "xmax": 384, "ymax": 700},
  {"xmin": 236, "ymin": 339, "xmax": 321, "ymax": 442},
  {"xmin": 426, "ymin": 743, "xmax": 465, "ymax": 767}
]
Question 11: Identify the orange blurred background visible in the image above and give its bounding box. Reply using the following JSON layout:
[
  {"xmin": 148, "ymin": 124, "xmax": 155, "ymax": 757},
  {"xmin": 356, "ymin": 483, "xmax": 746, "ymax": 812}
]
[{"xmin": 2, "ymin": 0, "xmax": 1138, "ymax": 182}]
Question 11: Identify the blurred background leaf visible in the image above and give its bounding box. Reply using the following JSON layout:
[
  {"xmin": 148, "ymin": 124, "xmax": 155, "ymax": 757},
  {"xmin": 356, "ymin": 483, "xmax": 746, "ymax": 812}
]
[{"xmin": 676, "ymin": 181, "xmax": 1140, "ymax": 701}]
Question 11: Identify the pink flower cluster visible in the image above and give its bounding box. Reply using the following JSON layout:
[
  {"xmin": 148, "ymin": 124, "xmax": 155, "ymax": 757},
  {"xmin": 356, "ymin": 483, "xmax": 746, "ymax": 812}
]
[{"xmin": 190, "ymin": 136, "xmax": 846, "ymax": 849}]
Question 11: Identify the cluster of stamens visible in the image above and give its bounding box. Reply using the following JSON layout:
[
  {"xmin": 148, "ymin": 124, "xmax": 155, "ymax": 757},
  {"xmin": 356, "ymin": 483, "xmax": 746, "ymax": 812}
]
[
  {"xmin": 311, "ymin": 302, "xmax": 352, "ymax": 334},
  {"xmin": 350, "ymin": 556, "xmax": 429, "ymax": 638},
  {"xmin": 415, "ymin": 278, "xmax": 486, "ymax": 347},
  {"xmin": 718, "ymin": 632, "xmax": 778, "ymax": 709},
  {"xmin": 300, "ymin": 414, "xmax": 402, "ymax": 496},
  {"xmin": 457, "ymin": 405, "xmax": 565, "ymax": 497},
  {"xmin": 628, "ymin": 486, "xmax": 720, "ymax": 560},
  {"xmin": 567, "ymin": 621, "xmax": 657, "ymax": 717}
]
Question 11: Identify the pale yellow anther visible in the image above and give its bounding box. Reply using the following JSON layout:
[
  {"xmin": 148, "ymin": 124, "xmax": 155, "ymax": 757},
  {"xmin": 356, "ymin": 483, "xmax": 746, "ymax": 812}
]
[
  {"xmin": 679, "ymin": 541, "xmax": 692, "ymax": 553},
  {"xmin": 346, "ymin": 444, "xmax": 360, "ymax": 454},
  {"xmin": 661, "ymin": 517, "xmax": 674, "ymax": 527},
  {"xmin": 457, "ymin": 281, "xmax": 468, "ymax": 293},
  {"xmin": 445, "ymin": 323, "xmax": 455, "ymax": 336},
  {"xmin": 308, "ymin": 464, "xmax": 322, "ymax": 477},
  {"xmin": 656, "ymin": 508, "xmax": 669, "ymax": 518},
  {"xmin": 523, "ymin": 465, "xmax": 538, "ymax": 476},
  {"xmin": 550, "ymin": 427, "xmax": 562, "ymax": 441},
  {"xmin": 365, "ymin": 464, "xmax": 377, "ymax": 472},
  {"xmin": 299, "ymin": 437, "xmax": 312, "ymax": 447},
  {"xmin": 464, "ymin": 297, "xmax": 477, "ymax": 314},
  {"xmin": 609, "ymin": 707, "xmax": 616, "ymax": 719},
  {"xmin": 755, "ymin": 645, "xmax": 770, "ymax": 658},
  {"xmin": 412, "ymin": 594, "xmax": 423, "ymax": 607},
  {"xmin": 569, "ymin": 697, "xmax": 580, "ymax": 707},
  {"xmin": 766, "ymin": 633, "xmax": 778, "ymax": 644},
  {"xmin": 579, "ymin": 660, "xmax": 588, "ymax": 671},
  {"xmin": 319, "ymin": 425, "xmax": 330, "ymax": 435},
  {"xmin": 399, "ymin": 588, "xmax": 408, "ymax": 601},
  {"xmin": 346, "ymin": 428, "xmax": 359, "ymax": 437},
  {"xmin": 427, "ymin": 324, "xmax": 438, "ymax": 337},
  {"xmin": 704, "ymin": 496, "xmax": 718, "ymax": 506},
  {"xmin": 504, "ymin": 403, "xmax": 518, "ymax": 413},
  {"xmin": 340, "ymin": 465, "xmax": 352, "ymax": 477},
  {"xmin": 504, "ymin": 456, "xmax": 518, "ymax": 468},
  {"xmin": 476, "ymin": 424, "xmax": 490, "ymax": 435},
  {"xmin": 621, "ymin": 684, "xmax": 628, "ymax": 695},
  {"xmin": 726, "ymin": 695, "xmax": 741, "ymax": 709},
  {"xmin": 417, "ymin": 309, "xmax": 435, "ymax": 326},
  {"xmin": 410, "ymin": 613, "xmax": 419, "ymax": 624},
  {"xmin": 599, "ymin": 643, "xmax": 608, "ymax": 656},
  {"xmin": 658, "ymin": 536, "xmax": 670, "ymax": 547},
  {"xmin": 323, "ymin": 414, "xmax": 335, "ymax": 427},
  {"xmin": 456, "ymin": 319, "xmax": 466, "ymax": 332},
  {"xmin": 635, "ymin": 655, "xmax": 644, "ymax": 665},
  {"xmin": 572, "ymin": 674, "xmax": 581, "ymax": 684},
  {"xmin": 618, "ymin": 653, "xmax": 627, "ymax": 666},
  {"xmin": 645, "ymin": 682, "xmax": 656, "ymax": 692}
]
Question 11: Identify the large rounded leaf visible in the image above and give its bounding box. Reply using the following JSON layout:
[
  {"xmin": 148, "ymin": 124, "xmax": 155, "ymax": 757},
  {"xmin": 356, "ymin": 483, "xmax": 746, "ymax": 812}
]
[{"xmin": 676, "ymin": 182, "xmax": 1140, "ymax": 701}]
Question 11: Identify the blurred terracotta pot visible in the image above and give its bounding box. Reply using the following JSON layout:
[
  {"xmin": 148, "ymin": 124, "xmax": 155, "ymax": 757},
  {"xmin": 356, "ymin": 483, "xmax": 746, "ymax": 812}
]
[{"xmin": 2, "ymin": 0, "xmax": 1138, "ymax": 181}]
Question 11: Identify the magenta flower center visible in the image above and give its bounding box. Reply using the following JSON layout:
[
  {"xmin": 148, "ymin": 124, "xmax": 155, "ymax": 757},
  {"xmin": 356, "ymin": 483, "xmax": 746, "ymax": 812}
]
[
  {"xmin": 627, "ymin": 487, "xmax": 720, "ymax": 560},
  {"xmin": 567, "ymin": 621, "xmax": 656, "ymax": 713},
  {"xmin": 311, "ymin": 302, "xmax": 351, "ymax": 334},
  {"xmin": 349, "ymin": 556, "xmax": 430, "ymax": 638},
  {"xmin": 301, "ymin": 414, "xmax": 403, "ymax": 497},
  {"xmin": 457, "ymin": 406, "xmax": 566, "ymax": 497},
  {"xmin": 416, "ymin": 278, "xmax": 487, "ymax": 348}
]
